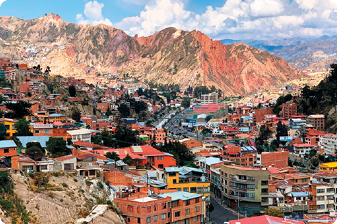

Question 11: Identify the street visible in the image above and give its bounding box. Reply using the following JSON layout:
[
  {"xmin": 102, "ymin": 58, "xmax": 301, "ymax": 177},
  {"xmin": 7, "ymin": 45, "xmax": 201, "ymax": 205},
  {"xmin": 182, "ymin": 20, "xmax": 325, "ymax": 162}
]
[{"xmin": 210, "ymin": 197, "xmax": 237, "ymax": 224}]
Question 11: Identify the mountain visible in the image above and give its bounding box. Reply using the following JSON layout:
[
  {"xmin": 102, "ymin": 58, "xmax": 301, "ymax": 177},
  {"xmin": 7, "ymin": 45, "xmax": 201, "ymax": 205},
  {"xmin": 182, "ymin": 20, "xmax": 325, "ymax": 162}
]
[
  {"xmin": 0, "ymin": 14, "xmax": 304, "ymax": 95},
  {"xmin": 222, "ymin": 36, "xmax": 337, "ymax": 70}
]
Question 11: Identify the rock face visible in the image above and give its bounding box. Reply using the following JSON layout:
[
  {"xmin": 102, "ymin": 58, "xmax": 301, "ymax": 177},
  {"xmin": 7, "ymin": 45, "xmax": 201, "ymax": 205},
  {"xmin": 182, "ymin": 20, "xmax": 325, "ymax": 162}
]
[{"xmin": 0, "ymin": 14, "xmax": 304, "ymax": 95}]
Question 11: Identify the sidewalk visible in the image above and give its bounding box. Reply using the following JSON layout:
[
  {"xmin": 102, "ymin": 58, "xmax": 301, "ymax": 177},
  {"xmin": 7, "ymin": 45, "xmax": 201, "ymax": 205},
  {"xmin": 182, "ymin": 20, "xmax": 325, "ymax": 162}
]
[{"xmin": 211, "ymin": 192, "xmax": 245, "ymax": 219}]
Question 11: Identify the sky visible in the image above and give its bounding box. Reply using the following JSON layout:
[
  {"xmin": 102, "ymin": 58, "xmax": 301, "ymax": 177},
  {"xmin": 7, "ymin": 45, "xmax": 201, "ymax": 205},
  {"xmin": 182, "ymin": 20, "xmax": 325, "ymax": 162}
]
[{"xmin": 1, "ymin": 0, "xmax": 337, "ymax": 40}]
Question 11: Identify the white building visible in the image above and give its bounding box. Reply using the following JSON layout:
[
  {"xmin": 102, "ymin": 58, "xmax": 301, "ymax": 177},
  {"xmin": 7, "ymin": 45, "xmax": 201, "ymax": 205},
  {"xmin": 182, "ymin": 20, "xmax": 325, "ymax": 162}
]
[
  {"xmin": 293, "ymin": 144, "xmax": 316, "ymax": 158},
  {"xmin": 200, "ymin": 93, "xmax": 218, "ymax": 104},
  {"xmin": 67, "ymin": 129, "xmax": 92, "ymax": 143},
  {"xmin": 319, "ymin": 134, "xmax": 337, "ymax": 155}
]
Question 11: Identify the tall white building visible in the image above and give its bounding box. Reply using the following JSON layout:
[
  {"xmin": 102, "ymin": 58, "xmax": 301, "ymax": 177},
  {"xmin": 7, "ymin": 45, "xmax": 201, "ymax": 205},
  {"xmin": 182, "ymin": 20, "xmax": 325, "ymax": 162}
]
[{"xmin": 319, "ymin": 134, "xmax": 337, "ymax": 155}]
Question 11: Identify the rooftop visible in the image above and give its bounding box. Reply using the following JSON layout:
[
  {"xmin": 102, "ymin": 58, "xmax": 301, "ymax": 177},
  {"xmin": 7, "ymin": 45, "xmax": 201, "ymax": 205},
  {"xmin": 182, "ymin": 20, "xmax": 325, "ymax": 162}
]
[
  {"xmin": 320, "ymin": 162, "xmax": 337, "ymax": 168},
  {"xmin": 158, "ymin": 191, "xmax": 201, "ymax": 201},
  {"xmin": 0, "ymin": 140, "xmax": 17, "ymax": 148},
  {"xmin": 132, "ymin": 197, "xmax": 158, "ymax": 202}
]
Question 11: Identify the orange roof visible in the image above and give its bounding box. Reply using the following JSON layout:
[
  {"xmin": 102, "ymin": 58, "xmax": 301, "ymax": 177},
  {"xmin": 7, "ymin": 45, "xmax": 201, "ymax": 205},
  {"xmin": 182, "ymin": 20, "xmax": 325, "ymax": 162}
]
[{"xmin": 54, "ymin": 155, "xmax": 76, "ymax": 161}]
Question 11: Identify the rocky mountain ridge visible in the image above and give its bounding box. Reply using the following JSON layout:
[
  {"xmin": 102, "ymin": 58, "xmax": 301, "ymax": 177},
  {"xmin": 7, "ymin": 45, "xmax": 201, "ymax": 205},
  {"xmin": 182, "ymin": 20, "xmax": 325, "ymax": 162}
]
[{"xmin": 0, "ymin": 14, "xmax": 304, "ymax": 95}]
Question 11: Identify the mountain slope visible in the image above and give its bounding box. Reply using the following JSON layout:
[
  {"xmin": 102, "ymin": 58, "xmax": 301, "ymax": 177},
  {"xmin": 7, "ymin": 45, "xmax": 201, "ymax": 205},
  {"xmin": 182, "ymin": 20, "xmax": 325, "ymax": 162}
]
[{"xmin": 0, "ymin": 14, "xmax": 304, "ymax": 95}]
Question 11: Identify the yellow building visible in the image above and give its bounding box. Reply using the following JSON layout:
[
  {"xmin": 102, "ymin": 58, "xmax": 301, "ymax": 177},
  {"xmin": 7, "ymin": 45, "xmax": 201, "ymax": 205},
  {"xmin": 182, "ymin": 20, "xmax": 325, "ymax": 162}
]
[
  {"xmin": 164, "ymin": 167, "xmax": 211, "ymax": 202},
  {"xmin": 0, "ymin": 118, "xmax": 18, "ymax": 138},
  {"xmin": 48, "ymin": 114, "xmax": 66, "ymax": 122},
  {"xmin": 319, "ymin": 162, "xmax": 337, "ymax": 172}
]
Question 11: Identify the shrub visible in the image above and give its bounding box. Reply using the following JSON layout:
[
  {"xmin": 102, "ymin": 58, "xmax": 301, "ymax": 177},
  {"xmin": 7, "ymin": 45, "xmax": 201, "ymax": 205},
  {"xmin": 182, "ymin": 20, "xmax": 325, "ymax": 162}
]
[
  {"xmin": 85, "ymin": 180, "xmax": 92, "ymax": 186},
  {"xmin": 0, "ymin": 199, "xmax": 14, "ymax": 211},
  {"xmin": 53, "ymin": 172, "xmax": 59, "ymax": 177},
  {"xmin": 74, "ymin": 178, "xmax": 78, "ymax": 182},
  {"xmin": 62, "ymin": 183, "xmax": 68, "ymax": 188},
  {"xmin": 97, "ymin": 182, "xmax": 103, "ymax": 189},
  {"xmin": 96, "ymin": 197, "xmax": 106, "ymax": 204}
]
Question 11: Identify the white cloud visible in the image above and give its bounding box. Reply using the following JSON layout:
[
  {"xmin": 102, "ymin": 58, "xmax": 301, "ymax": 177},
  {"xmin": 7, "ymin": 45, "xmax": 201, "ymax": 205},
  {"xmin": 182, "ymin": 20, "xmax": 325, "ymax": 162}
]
[
  {"xmin": 0, "ymin": 0, "xmax": 6, "ymax": 7},
  {"xmin": 114, "ymin": 0, "xmax": 337, "ymax": 40},
  {"xmin": 76, "ymin": 1, "xmax": 112, "ymax": 26},
  {"xmin": 121, "ymin": 0, "xmax": 150, "ymax": 5}
]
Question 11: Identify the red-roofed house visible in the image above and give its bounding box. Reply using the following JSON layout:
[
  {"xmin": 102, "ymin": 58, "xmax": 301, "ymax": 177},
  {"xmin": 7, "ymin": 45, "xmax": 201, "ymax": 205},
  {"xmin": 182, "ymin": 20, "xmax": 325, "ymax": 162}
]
[{"xmin": 229, "ymin": 215, "xmax": 304, "ymax": 224}]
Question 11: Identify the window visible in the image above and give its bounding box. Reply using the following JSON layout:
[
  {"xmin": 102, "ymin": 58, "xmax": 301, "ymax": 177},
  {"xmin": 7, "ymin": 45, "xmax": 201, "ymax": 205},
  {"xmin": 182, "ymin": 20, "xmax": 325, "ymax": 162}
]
[
  {"xmin": 247, "ymin": 184, "xmax": 255, "ymax": 189},
  {"xmin": 301, "ymin": 178, "xmax": 308, "ymax": 183},
  {"xmin": 327, "ymin": 188, "xmax": 334, "ymax": 193},
  {"xmin": 190, "ymin": 187, "xmax": 196, "ymax": 193},
  {"xmin": 40, "ymin": 165, "xmax": 48, "ymax": 170},
  {"xmin": 261, "ymin": 188, "xmax": 268, "ymax": 194},
  {"xmin": 64, "ymin": 163, "xmax": 74, "ymax": 170},
  {"xmin": 173, "ymin": 179, "xmax": 177, "ymax": 184},
  {"xmin": 318, "ymin": 205, "xmax": 325, "ymax": 209},
  {"xmin": 169, "ymin": 172, "xmax": 176, "ymax": 176},
  {"xmin": 160, "ymin": 156, "xmax": 164, "ymax": 160},
  {"xmin": 156, "ymin": 156, "xmax": 159, "ymax": 160},
  {"xmin": 262, "ymin": 197, "xmax": 268, "ymax": 203},
  {"xmin": 161, "ymin": 213, "xmax": 166, "ymax": 220},
  {"xmin": 317, "ymin": 189, "xmax": 325, "ymax": 193},
  {"xmin": 177, "ymin": 188, "xmax": 182, "ymax": 191},
  {"xmin": 183, "ymin": 187, "xmax": 189, "ymax": 192},
  {"xmin": 184, "ymin": 219, "xmax": 189, "ymax": 224},
  {"xmin": 185, "ymin": 200, "xmax": 190, "ymax": 206},
  {"xmin": 197, "ymin": 187, "xmax": 203, "ymax": 193},
  {"xmin": 158, "ymin": 164, "xmax": 163, "ymax": 169},
  {"xmin": 138, "ymin": 218, "xmax": 141, "ymax": 224},
  {"xmin": 185, "ymin": 208, "xmax": 190, "ymax": 215},
  {"xmin": 154, "ymin": 215, "xmax": 158, "ymax": 222},
  {"xmin": 195, "ymin": 206, "xmax": 200, "ymax": 212},
  {"xmin": 316, "ymin": 196, "xmax": 324, "ymax": 201},
  {"xmin": 127, "ymin": 218, "xmax": 130, "ymax": 222},
  {"xmin": 195, "ymin": 197, "xmax": 199, "ymax": 203},
  {"xmin": 327, "ymin": 195, "xmax": 334, "ymax": 200},
  {"xmin": 175, "ymin": 211, "xmax": 180, "ymax": 217},
  {"xmin": 35, "ymin": 130, "xmax": 40, "ymax": 134},
  {"xmin": 147, "ymin": 217, "xmax": 151, "ymax": 223},
  {"xmin": 261, "ymin": 180, "xmax": 268, "ymax": 185},
  {"xmin": 247, "ymin": 176, "xmax": 255, "ymax": 181},
  {"xmin": 194, "ymin": 216, "xmax": 198, "ymax": 222},
  {"xmin": 4, "ymin": 148, "xmax": 9, "ymax": 153},
  {"xmin": 44, "ymin": 130, "xmax": 50, "ymax": 133},
  {"xmin": 247, "ymin": 193, "xmax": 255, "ymax": 198}
]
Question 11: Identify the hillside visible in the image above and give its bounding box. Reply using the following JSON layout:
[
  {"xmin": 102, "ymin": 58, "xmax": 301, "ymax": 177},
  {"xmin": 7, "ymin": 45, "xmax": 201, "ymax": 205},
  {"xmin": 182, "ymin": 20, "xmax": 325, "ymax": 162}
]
[{"xmin": 0, "ymin": 14, "xmax": 304, "ymax": 95}]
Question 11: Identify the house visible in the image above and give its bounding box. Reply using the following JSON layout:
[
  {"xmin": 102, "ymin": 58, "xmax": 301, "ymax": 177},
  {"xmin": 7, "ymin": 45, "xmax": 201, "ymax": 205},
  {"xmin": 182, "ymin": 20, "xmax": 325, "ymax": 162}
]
[
  {"xmin": 164, "ymin": 166, "xmax": 211, "ymax": 202},
  {"xmin": 67, "ymin": 129, "xmax": 92, "ymax": 143},
  {"xmin": 53, "ymin": 155, "xmax": 76, "ymax": 171},
  {"xmin": 0, "ymin": 118, "xmax": 18, "ymax": 138},
  {"xmin": 35, "ymin": 160, "xmax": 55, "ymax": 172},
  {"xmin": 293, "ymin": 144, "xmax": 316, "ymax": 158},
  {"xmin": 115, "ymin": 191, "xmax": 205, "ymax": 224},
  {"xmin": 32, "ymin": 123, "xmax": 53, "ymax": 136},
  {"xmin": 18, "ymin": 155, "xmax": 36, "ymax": 172},
  {"xmin": 0, "ymin": 140, "xmax": 18, "ymax": 169}
]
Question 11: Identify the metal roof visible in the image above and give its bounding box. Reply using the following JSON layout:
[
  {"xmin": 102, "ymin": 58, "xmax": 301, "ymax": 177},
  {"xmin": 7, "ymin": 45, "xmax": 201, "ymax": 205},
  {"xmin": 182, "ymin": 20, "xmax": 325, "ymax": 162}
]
[
  {"xmin": 17, "ymin": 136, "xmax": 50, "ymax": 148},
  {"xmin": 158, "ymin": 191, "xmax": 201, "ymax": 201},
  {"xmin": 165, "ymin": 167, "xmax": 180, "ymax": 172},
  {"xmin": 0, "ymin": 140, "xmax": 17, "ymax": 148}
]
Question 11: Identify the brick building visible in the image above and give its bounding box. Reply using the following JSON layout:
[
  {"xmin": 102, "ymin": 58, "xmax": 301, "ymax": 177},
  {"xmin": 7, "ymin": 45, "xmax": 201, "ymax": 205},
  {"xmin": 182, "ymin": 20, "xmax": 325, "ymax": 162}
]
[
  {"xmin": 252, "ymin": 107, "xmax": 273, "ymax": 124},
  {"xmin": 115, "ymin": 191, "xmax": 204, "ymax": 224},
  {"xmin": 256, "ymin": 151, "xmax": 289, "ymax": 168},
  {"xmin": 307, "ymin": 114, "xmax": 325, "ymax": 131},
  {"xmin": 282, "ymin": 102, "xmax": 297, "ymax": 119}
]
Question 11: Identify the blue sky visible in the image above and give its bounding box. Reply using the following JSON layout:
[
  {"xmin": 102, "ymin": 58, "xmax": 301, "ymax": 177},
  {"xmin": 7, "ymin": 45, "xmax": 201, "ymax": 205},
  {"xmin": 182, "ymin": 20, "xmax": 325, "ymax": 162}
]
[{"xmin": 1, "ymin": 0, "xmax": 337, "ymax": 40}]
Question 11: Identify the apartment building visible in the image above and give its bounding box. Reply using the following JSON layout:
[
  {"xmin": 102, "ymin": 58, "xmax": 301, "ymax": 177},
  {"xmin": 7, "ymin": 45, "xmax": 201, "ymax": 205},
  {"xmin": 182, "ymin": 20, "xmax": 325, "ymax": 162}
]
[
  {"xmin": 164, "ymin": 167, "xmax": 211, "ymax": 202},
  {"xmin": 319, "ymin": 162, "xmax": 337, "ymax": 172},
  {"xmin": 200, "ymin": 92, "xmax": 218, "ymax": 104},
  {"xmin": 319, "ymin": 134, "xmax": 337, "ymax": 155},
  {"xmin": 222, "ymin": 145, "xmax": 257, "ymax": 167},
  {"xmin": 67, "ymin": 129, "xmax": 91, "ymax": 143},
  {"xmin": 293, "ymin": 144, "xmax": 316, "ymax": 158},
  {"xmin": 308, "ymin": 182, "xmax": 335, "ymax": 214},
  {"xmin": 115, "ymin": 191, "xmax": 205, "ymax": 224},
  {"xmin": 282, "ymin": 102, "xmax": 297, "ymax": 119},
  {"xmin": 307, "ymin": 114, "xmax": 325, "ymax": 131},
  {"xmin": 256, "ymin": 151, "xmax": 289, "ymax": 168},
  {"xmin": 220, "ymin": 165, "xmax": 270, "ymax": 217}
]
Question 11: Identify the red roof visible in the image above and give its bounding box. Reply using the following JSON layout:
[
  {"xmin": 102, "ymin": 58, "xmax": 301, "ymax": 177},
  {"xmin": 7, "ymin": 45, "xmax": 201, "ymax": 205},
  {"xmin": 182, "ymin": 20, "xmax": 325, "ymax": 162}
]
[
  {"xmin": 293, "ymin": 144, "xmax": 315, "ymax": 147},
  {"xmin": 230, "ymin": 215, "xmax": 304, "ymax": 224},
  {"xmin": 54, "ymin": 155, "xmax": 76, "ymax": 161}
]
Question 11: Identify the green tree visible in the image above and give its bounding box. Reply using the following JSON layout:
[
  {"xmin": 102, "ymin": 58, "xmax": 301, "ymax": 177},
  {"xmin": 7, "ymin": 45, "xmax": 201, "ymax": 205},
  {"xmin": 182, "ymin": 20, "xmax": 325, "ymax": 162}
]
[
  {"xmin": 72, "ymin": 109, "xmax": 81, "ymax": 122},
  {"xmin": 310, "ymin": 149, "xmax": 317, "ymax": 157},
  {"xmin": 26, "ymin": 146, "xmax": 44, "ymax": 161},
  {"xmin": 123, "ymin": 154, "xmax": 133, "ymax": 166},
  {"xmin": 181, "ymin": 97, "xmax": 190, "ymax": 108},
  {"xmin": 311, "ymin": 158, "xmax": 319, "ymax": 167},
  {"xmin": 205, "ymin": 115, "xmax": 212, "ymax": 122},
  {"xmin": 0, "ymin": 123, "xmax": 6, "ymax": 140},
  {"xmin": 157, "ymin": 141, "xmax": 194, "ymax": 166},
  {"xmin": 118, "ymin": 104, "xmax": 130, "ymax": 117},
  {"xmin": 264, "ymin": 208, "xmax": 283, "ymax": 218},
  {"xmin": 46, "ymin": 137, "xmax": 71, "ymax": 157},
  {"xmin": 112, "ymin": 122, "xmax": 139, "ymax": 148},
  {"xmin": 5, "ymin": 101, "xmax": 32, "ymax": 119},
  {"xmin": 134, "ymin": 101, "xmax": 147, "ymax": 114},
  {"xmin": 276, "ymin": 121, "xmax": 288, "ymax": 142},
  {"xmin": 14, "ymin": 119, "xmax": 33, "ymax": 136},
  {"xmin": 106, "ymin": 152, "xmax": 120, "ymax": 168},
  {"xmin": 105, "ymin": 108, "xmax": 112, "ymax": 117},
  {"xmin": 69, "ymin": 85, "xmax": 76, "ymax": 97}
]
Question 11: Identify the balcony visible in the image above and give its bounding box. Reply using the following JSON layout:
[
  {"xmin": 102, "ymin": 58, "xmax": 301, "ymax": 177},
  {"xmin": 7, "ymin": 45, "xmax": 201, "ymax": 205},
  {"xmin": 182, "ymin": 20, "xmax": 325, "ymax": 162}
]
[{"xmin": 229, "ymin": 177, "xmax": 255, "ymax": 183}]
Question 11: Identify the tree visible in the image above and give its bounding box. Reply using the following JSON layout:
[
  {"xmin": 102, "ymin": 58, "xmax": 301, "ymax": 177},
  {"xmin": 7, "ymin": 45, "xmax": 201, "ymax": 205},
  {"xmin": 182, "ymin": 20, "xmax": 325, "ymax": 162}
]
[
  {"xmin": 14, "ymin": 119, "xmax": 33, "ymax": 136},
  {"xmin": 276, "ymin": 121, "xmax": 288, "ymax": 142},
  {"xmin": 69, "ymin": 85, "xmax": 76, "ymax": 97},
  {"xmin": 26, "ymin": 146, "xmax": 44, "ymax": 161},
  {"xmin": 134, "ymin": 101, "xmax": 147, "ymax": 114},
  {"xmin": 105, "ymin": 108, "xmax": 112, "ymax": 117},
  {"xmin": 72, "ymin": 109, "xmax": 81, "ymax": 122},
  {"xmin": 46, "ymin": 137, "xmax": 71, "ymax": 157},
  {"xmin": 310, "ymin": 149, "xmax": 317, "ymax": 157},
  {"xmin": 205, "ymin": 115, "xmax": 212, "ymax": 122},
  {"xmin": 0, "ymin": 123, "xmax": 6, "ymax": 140},
  {"xmin": 112, "ymin": 123, "xmax": 139, "ymax": 148},
  {"xmin": 106, "ymin": 151, "xmax": 120, "ymax": 168},
  {"xmin": 118, "ymin": 104, "xmax": 130, "ymax": 117},
  {"xmin": 123, "ymin": 154, "xmax": 133, "ymax": 166},
  {"xmin": 26, "ymin": 142, "xmax": 43, "ymax": 151},
  {"xmin": 264, "ymin": 208, "xmax": 283, "ymax": 218},
  {"xmin": 5, "ymin": 101, "xmax": 32, "ymax": 119},
  {"xmin": 157, "ymin": 141, "xmax": 194, "ymax": 166},
  {"xmin": 311, "ymin": 158, "xmax": 319, "ymax": 167},
  {"xmin": 181, "ymin": 97, "xmax": 190, "ymax": 108}
]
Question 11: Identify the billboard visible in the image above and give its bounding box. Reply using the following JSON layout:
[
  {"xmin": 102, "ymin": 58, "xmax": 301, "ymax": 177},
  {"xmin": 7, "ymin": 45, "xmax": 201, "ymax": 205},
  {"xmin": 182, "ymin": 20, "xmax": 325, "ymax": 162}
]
[{"xmin": 280, "ymin": 136, "xmax": 293, "ymax": 142}]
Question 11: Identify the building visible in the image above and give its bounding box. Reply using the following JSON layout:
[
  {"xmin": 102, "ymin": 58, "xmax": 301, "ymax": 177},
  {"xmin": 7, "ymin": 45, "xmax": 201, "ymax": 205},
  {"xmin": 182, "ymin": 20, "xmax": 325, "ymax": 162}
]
[
  {"xmin": 282, "ymin": 102, "xmax": 297, "ymax": 119},
  {"xmin": 319, "ymin": 162, "xmax": 337, "ymax": 172},
  {"xmin": 164, "ymin": 167, "xmax": 211, "ymax": 202},
  {"xmin": 0, "ymin": 140, "xmax": 18, "ymax": 169},
  {"xmin": 67, "ymin": 129, "xmax": 91, "ymax": 143},
  {"xmin": 53, "ymin": 155, "xmax": 76, "ymax": 171},
  {"xmin": 221, "ymin": 165, "xmax": 270, "ymax": 216},
  {"xmin": 0, "ymin": 118, "xmax": 18, "ymax": 138},
  {"xmin": 271, "ymin": 173, "xmax": 310, "ymax": 186},
  {"xmin": 307, "ymin": 114, "xmax": 325, "ymax": 131},
  {"xmin": 115, "ymin": 191, "xmax": 205, "ymax": 224},
  {"xmin": 308, "ymin": 182, "xmax": 335, "ymax": 214},
  {"xmin": 319, "ymin": 134, "xmax": 337, "ymax": 155},
  {"xmin": 293, "ymin": 144, "xmax": 316, "ymax": 158},
  {"xmin": 200, "ymin": 93, "xmax": 218, "ymax": 104},
  {"xmin": 32, "ymin": 123, "xmax": 53, "ymax": 136},
  {"xmin": 228, "ymin": 215, "xmax": 305, "ymax": 224},
  {"xmin": 222, "ymin": 145, "xmax": 257, "ymax": 167},
  {"xmin": 289, "ymin": 118, "xmax": 306, "ymax": 130},
  {"xmin": 256, "ymin": 151, "xmax": 289, "ymax": 168}
]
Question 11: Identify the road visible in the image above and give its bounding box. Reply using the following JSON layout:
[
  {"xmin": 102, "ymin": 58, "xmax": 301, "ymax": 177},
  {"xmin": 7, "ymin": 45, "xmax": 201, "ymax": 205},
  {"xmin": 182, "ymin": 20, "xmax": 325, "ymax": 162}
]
[{"xmin": 210, "ymin": 197, "xmax": 237, "ymax": 224}]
